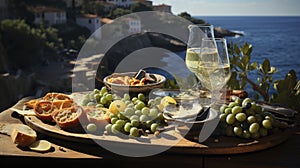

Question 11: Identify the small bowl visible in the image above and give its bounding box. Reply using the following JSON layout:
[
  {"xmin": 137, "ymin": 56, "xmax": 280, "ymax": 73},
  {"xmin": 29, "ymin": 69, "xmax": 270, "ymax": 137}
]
[
  {"xmin": 163, "ymin": 104, "xmax": 219, "ymax": 143},
  {"xmin": 103, "ymin": 72, "xmax": 166, "ymax": 95}
]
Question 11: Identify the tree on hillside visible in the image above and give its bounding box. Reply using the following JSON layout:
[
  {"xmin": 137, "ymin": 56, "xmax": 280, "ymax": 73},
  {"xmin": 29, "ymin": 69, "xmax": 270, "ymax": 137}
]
[
  {"xmin": 178, "ymin": 12, "xmax": 206, "ymax": 24},
  {"xmin": 130, "ymin": 2, "xmax": 153, "ymax": 12},
  {"xmin": 108, "ymin": 8, "xmax": 132, "ymax": 19},
  {"xmin": 0, "ymin": 19, "xmax": 63, "ymax": 71}
]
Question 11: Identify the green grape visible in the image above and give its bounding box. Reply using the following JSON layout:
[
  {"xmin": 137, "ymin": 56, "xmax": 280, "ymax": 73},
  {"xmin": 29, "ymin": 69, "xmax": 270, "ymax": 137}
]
[
  {"xmin": 265, "ymin": 115, "xmax": 275, "ymax": 125},
  {"xmin": 111, "ymin": 124, "xmax": 122, "ymax": 134},
  {"xmin": 232, "ymin": 106, "xmax": 242, "ymax": 115},
  {"xmin": 130, "ymin": 115, "xmax": 139, "ymax": 121},
  {"xmin": 89, "ymin": 92, "xmax": 95, "ymax": 100},
  {"xmin": 93, "ymin": 88, "xmax": 100, "ymax": 94},
  {"xmin": 100, "ymin": 96, "xmax": 107, "ymax": 105},
  {"xmin": 247, "ymin": 115, "xmax": 256, "ymax": 124},
  {"xmin": 100, "ymin": 87, "xmax": 108, "ymax": 95},
  {"xmin": 139, "ymin": 114, "xmax": 148, "ymax": 123},
  {"xmin": 226, "ymin": 114, "xmax": 236, "ymax": 125},
  {"xmin": 94, "ymin": 94, "xmax": 101, "ymax": 102},
  {"xmin": 234, "ymin": 97, "xmax": 242, "ymax": 106},
  {"xmin": 124, "ymin": 122, "xmax": 132, "ymax": 132},
  {"xmin": 132, "ymin": 97, "xmax": 138, "ymax": 103},
  {"xmin": 81, "ymin": 98, "xmax": 90, "ymax": 106},
  {"xmin": 96, "ymin": 104, "xmax": 104, "ymax": 108},
  {"xmin": 219, "ymin": 113, "xmax": 227, "ymax": 122},
  {"xmin": 87, "ymin": 102, "xmax": 96, "ymax": 106},
  {"xmin": 123, "ymin": 93, "xmax": 131, "ymax": 101},
  {"xmin": 264, "ymin": 112, "xmax": 275, "ymax": 122},
  {"xmin": 129, "ymin": 127, "xmax": 139, "ymax": 137},
  {"xmin": 228, "ymin": 102, "xmax": 238, "ymax": 108},
  {"xmin": 149, "ymin": 108, "xmax": 158, "ymax": 117},
  {"xmin": 86, "ymin": 123, "xmax": 97, "ymax": 132},
  {"xmin": 141, "ymin": 107, "xmax": 150, "ymax": 115},
  {"xmin": 105, "ymin": 94, "xmax": 113, "ymax": 101},
  {"xmin": 154, "ymin": 97, "xmax": 162, "ymax": 105},
  {"xmin": 138, "ymin": 93, "xmax": 145, "ymax": 101},
  {"xmin": 131, "ymin": 119, "xmax": 139, "ymax": 127},
  {"xmin": 220, "ymin": 104, "xmax": 228, "ymax": 113},
  {"xmin": 105, "ymin": 124, "xmax": 112, "ymax": 133},
  {"xmin": 109, "ymin": 113, "xmax": 117, "ymax": 119},
  {"xmin": 127, "ymin": 103, "xmax": 134, "ymax": 108},
  {"xmin": 249, "ymin": 122, "xmax": 260, "ymax": 134},
  {"xmin": 110, "ymin": 117, "xmax": 118, "ymax": 124},
  {"xmin": 233, "ymin": 126, "xmax": 243, "ymax": 137},
  {"xmin": 117, "ymin": 112, "xmax": 127, "ymax": 120},
  {"xmin": 147, "ymin": 99, "xmax": 155, "ymax": 107},
  {"xmin": 146, "ymin": 120, "xmax": 152, "ymax": 128},
  {"xmin": 115, "ymin": 120, "xmax": 126, "ymax": 127},
  {"xmin": 250, "ymin": 102, "xmax": 257, "ymax": 110},
  {"xmin": 124, "ymin": 107, "xmax": 135, "ymax": 116},
  {"xmin": 134, "ymin": 110, "xmax": 142, "ymax": 116},
  {"xmin": 124, "ymin": 100, "xmax": 131, "ymax": 105},
  {"xmin": 224, "ymin": 107, "xmax": 232, "ymax": 115},
  {"xmin": 151, "ymin": 123, "xmax": 159, "ymax": 133},
  {"xmin": 235, "ymin": 113, "xmax": 246, "ymax": 122},
  {"xmin": 262, "ymin": 119, "xmax": 272, "ymax": 129},
  {"xmin": 135, "ymin": 101, "xmax": 145, "ymax": 110}
]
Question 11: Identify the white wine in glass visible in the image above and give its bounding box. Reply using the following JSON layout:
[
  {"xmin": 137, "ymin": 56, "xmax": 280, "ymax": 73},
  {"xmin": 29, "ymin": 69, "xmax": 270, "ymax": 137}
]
[
  {"xmin": 186, "ymin": 24, "xmax": 215, "ymax": 86},
  {"xmin": 197, "ymin": 38, "xmax": 231, "ymax": 100}
]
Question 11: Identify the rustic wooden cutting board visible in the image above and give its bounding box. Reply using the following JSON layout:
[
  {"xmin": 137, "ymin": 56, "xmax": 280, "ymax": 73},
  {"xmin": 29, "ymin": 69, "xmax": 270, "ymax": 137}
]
[{"xmin": 11, "ymin": 95, "xmax": 294, "ymax": 155}]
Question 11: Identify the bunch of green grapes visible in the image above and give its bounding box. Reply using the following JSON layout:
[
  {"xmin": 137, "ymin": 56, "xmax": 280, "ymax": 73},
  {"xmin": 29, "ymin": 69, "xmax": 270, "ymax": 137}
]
[
  {"xmin": 81, "ymin": 87, "xmax": 114, "ymax": 108},
  {"xmin": 105, "ymin": 93, "xmax": 165, "ymax": 137},
  {"xmin": 219, "ymin": 97, "xmax": 279, "ymax": 139}
]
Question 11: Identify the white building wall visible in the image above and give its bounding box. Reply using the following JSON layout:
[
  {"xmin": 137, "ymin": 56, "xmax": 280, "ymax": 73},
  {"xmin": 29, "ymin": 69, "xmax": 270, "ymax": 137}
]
[{"xmin": 76, "ymin": 17, "xmax": 102, "ymax": 39}]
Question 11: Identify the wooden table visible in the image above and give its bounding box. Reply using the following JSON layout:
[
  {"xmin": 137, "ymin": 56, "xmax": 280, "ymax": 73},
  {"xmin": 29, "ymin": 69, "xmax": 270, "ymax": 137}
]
[{"xmin": 1, "ymin": 101, "xmax": 300, "ymax": 168}]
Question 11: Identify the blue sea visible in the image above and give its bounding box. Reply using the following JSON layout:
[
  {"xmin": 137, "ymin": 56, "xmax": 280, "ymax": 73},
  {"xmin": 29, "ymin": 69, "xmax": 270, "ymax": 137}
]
[{"xmin": 195, "ymin": 16, "xmax": 300, "ymax": 95}]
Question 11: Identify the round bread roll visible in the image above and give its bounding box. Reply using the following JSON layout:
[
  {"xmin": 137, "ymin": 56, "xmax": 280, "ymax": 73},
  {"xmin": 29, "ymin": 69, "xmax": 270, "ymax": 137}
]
[
  {"xmin": 51, "ymin": 105, "xmax": 84, "ymax": 132},
  {"xmin": 33, "ymin": 100, "xmax": 55, "ymax": 123}
]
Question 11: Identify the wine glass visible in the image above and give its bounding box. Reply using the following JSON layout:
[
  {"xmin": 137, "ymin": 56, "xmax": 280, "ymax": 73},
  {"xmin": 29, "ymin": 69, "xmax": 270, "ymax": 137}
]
[
  {"xmin": 197, "ymin": 37, "xmax": 231, "ymax": 104},
  {"xmin": 185, "ymin": 24, "xmax": 215, "ymax": 90}
]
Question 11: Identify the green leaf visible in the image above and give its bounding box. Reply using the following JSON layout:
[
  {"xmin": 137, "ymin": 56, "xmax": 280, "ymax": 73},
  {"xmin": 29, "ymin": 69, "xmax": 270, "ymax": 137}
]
[
  {"xmin": 249, "ymin": 62, "xmax": 257, "ymax": 70},
  {"xmin": 241, "ymin": 55, "xmax": 250, "ymax": 67},
  {"xmin": 262, "ymin": 59, "xmax": 271, "ymax": 73},
  {"xmin": 233, "ymin": 44, "xmax": 240, "ymax": 54}
]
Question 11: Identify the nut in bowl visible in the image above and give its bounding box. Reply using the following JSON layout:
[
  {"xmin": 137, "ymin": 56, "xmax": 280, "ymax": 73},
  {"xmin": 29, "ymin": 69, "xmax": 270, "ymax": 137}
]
[{"xmin": 103, "ymin": 70, "xmax": 166, "ymax": 95}]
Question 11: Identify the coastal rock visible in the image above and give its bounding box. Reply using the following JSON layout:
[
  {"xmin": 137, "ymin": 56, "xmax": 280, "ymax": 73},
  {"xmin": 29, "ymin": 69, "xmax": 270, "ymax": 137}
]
[{"xmin": 214, "ymin": 27, "xmax": 244, "ymax": 38}]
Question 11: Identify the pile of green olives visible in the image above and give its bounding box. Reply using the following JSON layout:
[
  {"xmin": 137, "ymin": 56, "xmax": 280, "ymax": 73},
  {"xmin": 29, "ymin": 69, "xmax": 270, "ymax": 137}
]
[{"xmin": 219, "ymin": 97, "xmax": 279, "ymax": 139}]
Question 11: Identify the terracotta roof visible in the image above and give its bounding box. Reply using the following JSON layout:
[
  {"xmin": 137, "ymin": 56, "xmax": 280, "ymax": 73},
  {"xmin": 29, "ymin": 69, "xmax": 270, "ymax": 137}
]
[
  {"xmin": 101, "ymin": 18, "xmax": 114, "ymax": 24},
  {"xmin": 78, "ymin": 14, "xmax": 99, "ymax": 19}
]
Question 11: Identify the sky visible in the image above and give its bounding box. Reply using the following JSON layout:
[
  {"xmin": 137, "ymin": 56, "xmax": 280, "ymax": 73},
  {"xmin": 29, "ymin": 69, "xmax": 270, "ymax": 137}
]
[{"xmin": 151, "ymin": 0, "xmax": 300, "ymax": 16}]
